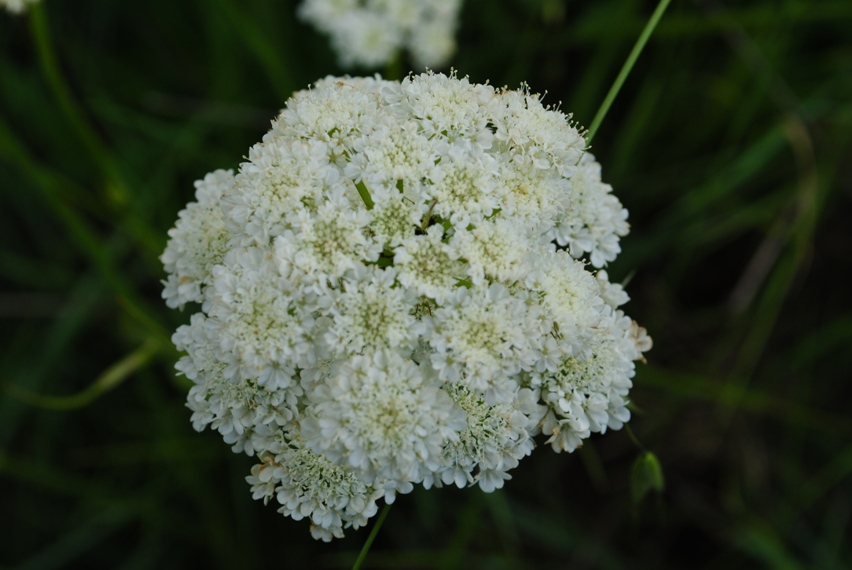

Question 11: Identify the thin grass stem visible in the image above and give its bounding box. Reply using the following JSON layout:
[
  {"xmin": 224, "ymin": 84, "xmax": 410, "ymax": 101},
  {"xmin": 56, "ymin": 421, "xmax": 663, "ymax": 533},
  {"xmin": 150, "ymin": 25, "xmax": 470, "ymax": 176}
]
[
  {"xmin": 352, "ymin": 503, "xmax": 392, "ymax": 570},
  {"xmin": 586, "ymin": 0, "xmax": 672, "ymax": 144},
  {"xmin": 29, "ymin": 4, "xmax": 128, "ymax": 205},
  {"xmin": 0, "ymin": 116, "xmax": 174, "ymax": 348},
  {"xmin": 3, "ymin": 338, "xmax": 160, "ymax": 410},
  {"xmin": 385, "ymin": 51, "xmax": 403, "ymax": 81}
]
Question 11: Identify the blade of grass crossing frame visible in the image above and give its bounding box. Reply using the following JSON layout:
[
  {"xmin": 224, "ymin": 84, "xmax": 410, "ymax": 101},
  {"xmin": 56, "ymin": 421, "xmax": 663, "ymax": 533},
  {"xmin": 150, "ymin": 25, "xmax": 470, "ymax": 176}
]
[
  {"xmin": 29, "ymin": 4, "xmax": 129, "ymax": 206},
  {"xmin": 586, "ymin": 0, "xmax": 672, "ymax": 144}
]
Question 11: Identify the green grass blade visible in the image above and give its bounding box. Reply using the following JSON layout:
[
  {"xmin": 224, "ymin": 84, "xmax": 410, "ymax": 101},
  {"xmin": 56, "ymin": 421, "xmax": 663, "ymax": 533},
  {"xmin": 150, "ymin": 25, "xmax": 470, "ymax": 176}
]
[{"xmin": 586, "ymin": 0, "xmax": 672, "ymax": 144}]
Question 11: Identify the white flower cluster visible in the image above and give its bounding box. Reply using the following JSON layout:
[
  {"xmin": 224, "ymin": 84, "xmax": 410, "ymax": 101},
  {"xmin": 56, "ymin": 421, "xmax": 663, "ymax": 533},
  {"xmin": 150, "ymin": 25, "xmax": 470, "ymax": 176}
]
[
  {"xmin": 162, "ymin": 72, "xmax": 651, "ymax": 541},
  {"xmin": 1, "ymin": 0, "xmax": 40, "ymax": 15},
  {"xmin": 298, "ymin": 0, "xmax": 462, "ymax": 69}
]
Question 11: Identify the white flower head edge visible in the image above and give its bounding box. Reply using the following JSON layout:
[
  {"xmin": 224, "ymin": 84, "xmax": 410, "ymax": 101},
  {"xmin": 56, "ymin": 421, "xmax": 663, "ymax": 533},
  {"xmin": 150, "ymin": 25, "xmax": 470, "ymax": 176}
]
[{"xmin": 162, "ymin": 71, "xmax": 651, "ymax": 540}]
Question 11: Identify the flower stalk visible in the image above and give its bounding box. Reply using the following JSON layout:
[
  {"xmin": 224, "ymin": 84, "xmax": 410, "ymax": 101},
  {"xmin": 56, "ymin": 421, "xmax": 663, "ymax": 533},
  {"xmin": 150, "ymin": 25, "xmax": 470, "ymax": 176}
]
[
  {"xmin": 586, "ymin": 0, "xmax": 672, "ymax": 144},
  {"xmin": 351, "ymin": 503, "xmax": 392, "ymax": 570}
]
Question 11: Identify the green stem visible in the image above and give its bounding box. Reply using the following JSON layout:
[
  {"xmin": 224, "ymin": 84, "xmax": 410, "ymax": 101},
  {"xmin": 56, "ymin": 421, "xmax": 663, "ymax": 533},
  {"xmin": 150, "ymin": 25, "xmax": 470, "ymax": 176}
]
[
  {"xmin": 352, "ymin": 503, "xmax": 392, "ymax": 570},
  {"xmin": 4, "ymin": 338, "xmax": 160, "ymax": 410},
  {"xmin": 384, "ymin": 51, "xmax": 403, "ymax": 81},
  {"xmin": 0, "ymin": 116, "xmax": 174, "ymax": 349},
  {"xmin": 355, "ymin": 180, "xmax": 375, "ymax": 210},
  {"xmin": 218, "ymin": 0, "xmax": 296, "ymax": 103},
  {"xmin": 29, "ymin": 4, "xmax": 128, "ymax": 205},
  {"xmin": 30, "ymin": 5, "xmax": 170, "ymax": 265},
  {"xmin": 624, "ymin": 424, "xmax": 646, "ymax": 452},
  {"xmin": 585, "ymin": 0, "xmax": 672, "ymax": 144}
]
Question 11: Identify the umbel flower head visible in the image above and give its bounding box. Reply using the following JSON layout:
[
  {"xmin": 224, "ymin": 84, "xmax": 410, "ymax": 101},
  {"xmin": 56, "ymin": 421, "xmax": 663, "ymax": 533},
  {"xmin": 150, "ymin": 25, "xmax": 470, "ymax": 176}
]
[
  {"xmin": 162, "ymin": 72, "xmax": 651, "ymax": 541},
  {"xmin": 1, "ymin": 0, "xmax": 40, "ymax": 14},
  {"xmin": 298, "ymin": 0, "xmax": 462, "ymax": 69}
]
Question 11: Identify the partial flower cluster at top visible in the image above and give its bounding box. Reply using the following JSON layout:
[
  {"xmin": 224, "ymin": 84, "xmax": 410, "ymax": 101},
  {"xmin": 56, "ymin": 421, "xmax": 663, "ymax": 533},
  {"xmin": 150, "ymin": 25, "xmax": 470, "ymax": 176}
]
[
  {"xmin": 1, "ymin": 0, "xmax": 40, "ymax": 14},
  {"xmin": 162, "ymin": 72, "xmax": 651, "ymax": 541},
  {"xmin": 298, "ymin": 0, "xmax": 462, "ymax": 69}
]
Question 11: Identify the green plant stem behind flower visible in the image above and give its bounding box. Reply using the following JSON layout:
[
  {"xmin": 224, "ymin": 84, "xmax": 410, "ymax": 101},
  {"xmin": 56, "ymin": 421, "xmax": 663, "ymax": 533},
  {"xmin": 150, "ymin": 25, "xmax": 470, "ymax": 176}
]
[
  {"xmin": 29, "ymin": 4, "xmax": 126, "ymax": 205},
  {"xmin": 29, "ymin": 3, "xmax": 164, "ymax": 263},
  {"xmin": 352, "ymin": 503, "xmax": 392, "ymax": 570},
  {"xmin": 3, "ymin": 338, "xmax": 160, "ymax": 410},
  {"xmin": 586, "ymin": 0, "xmax": 672, "ymax": 144}
]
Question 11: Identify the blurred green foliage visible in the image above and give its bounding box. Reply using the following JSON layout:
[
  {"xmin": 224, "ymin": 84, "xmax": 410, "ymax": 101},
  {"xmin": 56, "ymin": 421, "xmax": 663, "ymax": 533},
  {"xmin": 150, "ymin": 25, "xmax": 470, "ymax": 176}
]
[{"xmin": 1, "ymin": 0, "xmax": 851, "ymax": 568}]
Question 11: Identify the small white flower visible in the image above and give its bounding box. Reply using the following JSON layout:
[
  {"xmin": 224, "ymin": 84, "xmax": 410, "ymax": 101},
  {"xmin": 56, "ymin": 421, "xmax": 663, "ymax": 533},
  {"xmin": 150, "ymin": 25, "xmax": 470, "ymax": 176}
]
[
  {"xmin": 394, "ymin": 225, "xmax": 465, "ymax": 303},
  {"xmin": 451, "ymin": 218, "xmax": 529, "ymax": 286},
  {"xmin": 427, "ymin": 148, "xmax": 501, "ymax": 226},
  {"xmin": 427, "ymin": 385, "xmax": 545, "ymax": 492},
  {"xmin": 298, "ymin": 0, "xmax": 463, "ymax": 68},
  {"xmin": 250, "ymin": 431, "xmax": 385, "ymax": 542},
  {"xmin": 525, "ymin": 248, "xmax": 606, "ymax": 361},
  {"xmin": 409, "ymin": 18, "xmax": 457, "ymax": 70},
  {"xmin": 301, "ymin": 350, "xmax": 465, "ymax": 486},
  {"xmin": 429, "ymin": 283, "xmax": 536, "ymax": 403},
  {"xmin": 554, "ymin": 153, "xmax": 630, "ymax": 268},
  {"xmin": 208, "ymin": 247, "xmax": 317, "ymax": 375},
  {"xmin": 596, "ymin": 270, "xmax": 631, "ymax": 308},
  {"xmin": 1, "ymin": 0, "xmax": 40, "ymax": 14},
  {"xmin": 324, "ymin": 266, "xmax": 426, "ymax": 354},
  {"xmin": 176, "ymin": 314, "xmax": 300, "ymax": 455},
  {"xmin": 333, "ymin": 10, "xmax": 402, "ymax": 69},
  {"xmin": 274, "ymin": 197, "xmax": 382, "ymax": 288},
  {"xmin": 161, "ymin": 170, "xmax": 233, "ymax": 309},
  {"xmin": 538, "ymin": 305, "xmax": 651, "ymax": 453},
  {"xmin": 346, "ymin": 119, "xmax": 438, "ymax": 192}
]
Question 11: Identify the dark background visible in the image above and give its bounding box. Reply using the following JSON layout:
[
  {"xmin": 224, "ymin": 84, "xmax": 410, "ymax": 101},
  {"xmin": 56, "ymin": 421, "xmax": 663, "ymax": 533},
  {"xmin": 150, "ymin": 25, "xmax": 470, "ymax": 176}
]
[{"xmin": 1, "ymin": 0, "xmax": 851, "ymax": 568}]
